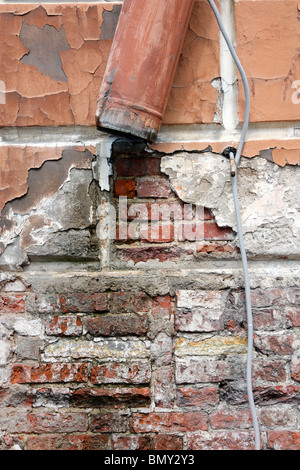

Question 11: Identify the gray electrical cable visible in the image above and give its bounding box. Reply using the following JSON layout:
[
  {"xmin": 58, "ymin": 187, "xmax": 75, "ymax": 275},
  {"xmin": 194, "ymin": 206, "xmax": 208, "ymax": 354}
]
[{"xmin": 207, "ymin": 0, "xmax": 260, "ymax": 450}]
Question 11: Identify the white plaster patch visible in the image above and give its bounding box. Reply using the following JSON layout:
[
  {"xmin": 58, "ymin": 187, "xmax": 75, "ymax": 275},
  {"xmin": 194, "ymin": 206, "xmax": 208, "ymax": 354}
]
[{"xmin": 161, "ymin": 152, "xmax": 300, "ymax": 257}]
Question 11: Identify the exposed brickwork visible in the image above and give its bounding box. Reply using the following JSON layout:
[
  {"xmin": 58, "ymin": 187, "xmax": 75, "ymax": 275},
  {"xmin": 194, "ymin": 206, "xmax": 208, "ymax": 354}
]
[
  {"xmin": 0, "ymin": 0, "xmax": 299, "ymax": 453},
  {"xmin": 113, "ymin": 151, "xmax": 236, "ymax": 265},
  {"xmin": 0, "ymin": 283, "xmax": 298, "ymax": 450}
]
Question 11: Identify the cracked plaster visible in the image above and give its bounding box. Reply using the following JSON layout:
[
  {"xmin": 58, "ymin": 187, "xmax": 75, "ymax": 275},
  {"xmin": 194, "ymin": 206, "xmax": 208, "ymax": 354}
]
[
  {"xmin": 0, "ymin": 147, "xmax": 99, "ymax": 269},
  {"xmin": 0, "ymin": 1, "xmax": 221, "ymax": 127},
  {"xmin": 161, "ymin": 151, "xmax": 300, "ymax": 258}
]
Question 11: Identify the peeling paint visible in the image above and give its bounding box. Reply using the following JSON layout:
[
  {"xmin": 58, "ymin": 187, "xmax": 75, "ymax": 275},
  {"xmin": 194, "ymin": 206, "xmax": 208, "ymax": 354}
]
[
  {"xmin": 20, "ymin": 23, "xmax": 69, "ymax": 82},
  {"xmin": 100, "ymin": 4, "xmax": 122, "ymax": 40},
  {"xmin": 0, "ymin": 147, "xmax": 98, "ymax": 268},
  {"xmin": 0, "ymin": 3, "xmax": 115, "ymax": 126}
]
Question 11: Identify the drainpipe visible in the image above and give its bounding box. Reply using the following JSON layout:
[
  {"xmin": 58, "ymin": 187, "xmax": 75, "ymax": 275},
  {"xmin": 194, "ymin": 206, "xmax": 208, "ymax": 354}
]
[{"xmin": 96, "ymin": 0, "xmax": 195, "ymax": 142}]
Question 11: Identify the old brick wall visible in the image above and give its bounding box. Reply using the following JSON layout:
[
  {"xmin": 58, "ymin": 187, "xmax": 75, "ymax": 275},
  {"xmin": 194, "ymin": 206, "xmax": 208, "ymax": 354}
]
[{"xmin": 0, "ymin": 0, "xmax": 299, "ymax": 451}]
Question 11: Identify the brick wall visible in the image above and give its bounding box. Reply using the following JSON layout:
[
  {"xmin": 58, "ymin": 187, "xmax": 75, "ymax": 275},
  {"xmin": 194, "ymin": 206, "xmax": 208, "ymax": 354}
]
[{"xmin": 0, "ymin": 0, "xmax": 299, "ymax": 451}]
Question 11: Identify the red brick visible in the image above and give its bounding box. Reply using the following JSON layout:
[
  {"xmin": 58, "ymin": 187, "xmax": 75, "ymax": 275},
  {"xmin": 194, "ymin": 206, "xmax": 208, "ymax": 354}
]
[
  {"xmin": 90, "ymin": 412, "xmax": 127, "ymax": 433},
  {"xmin": 154, "ymin": 369, "xmax": 176, "ymax": 408},
  {"xmin": 1, "ymin": 435, "xmax": 24, "ymax": 450},
  {"xmin": 250, "ymin": 288, "xmax": 286, "ymax": 308},
  {"xmin": 45, "ymin": 315, "xmax": 83, "ymax": 336},
  {"xmin": 179, "ymin": 222, "xmax": 234, "ymax": 241},
  {"xmin": 152, "ymin": 435, "xmax": 183, "ymax": 450},
  {"xmin": 0, "ymin": 386, "xmax": 33, "ymax": 408},
  {"xmin": 71, "ymin": 387, "xmax": 150, "ymax": 408},
  {"xmin": 267, "ymin": 431, "xmax": 300, "ymax": 450},
  {"xmin": 253, "ymin": 308, "xmax": 279, "ymax": 330},
  {"xmin": 130, "ymin": 411, "xmax": 208, "ymax": 433},
  {"xmin": 119, "ymin": 201, "xmax": 188, "ymax": 223},
  {"xmin": 178, "ymin": 222, "xmax": 204, "ymax": 241},
  {"xmin": 116, "ymin": 156, "xmax": 162, "ymax": 177},
  {"xmin": 0, "ymin": 294, "xmax": 26, "ymax": 313},
  {"xmin": 209, "ymin": 409, "xmax": 252, "ymax": 430},
  {"xmin": 254, "ymin": 385, "xmax": 300, "ymax": 405},
  {"xmin": 11, "ymin": 363, "xmax": 88, "ymax": 384},
  {"xmin": 27, "ymin": 434, "xmax": 109, "ymax": 451},
  {"xmin": 112, "ymin": 435, "xmax": 151, "ymax": 450},
  {"xmin": 85, "ymin": 313, "xmax": 148, "ymax": 336},
  {"xmin": 115, "ymin": 179, "xmax": 135, "ymax": 197},
  {"xmin": 7, "ymin": 412, "xmax": 88, "ymax": 434},
  {"xmin": 33, "ymin": 387, "xmax": 71, "ymax": 408},
  {"xmin": 260, "ymin": 407, "xmax": 297, "ymax": 428},
  {"xmin": 291, "ymin": 357, "xmax": 300, "ymax": 382},
  {"xmin": 91, "ymin": 362, "xmax": 151, "ymax": 385},
  {"xmin": 140, "ymin": 224, "xmax": 174, "ymax": 243},
  {"xmin": 116, "ymin": 246, "xmax": 183, "ymax": 264},
  {"xmin": 176, "ymin": 386, "xmax": 219, "ymax": 408},
  {"xmin": 116, "ymin": 157, "xmax": 146, "ymax": 177},
  {"xmin": 204, "ymin": 222, "xmax": 234, "ymax": 240},
  {"xmin": 152, "ymin": 295, "xmax": 172, "ymax": 320},
  {"xmin": 57, "ymin": 292, "xmax": 108, "ymax": 313},
  {"xmin": 176, "ymin": 357, "xmax": 236, "ymax": 384},
  {"xmin": 253, "ymin": 333, "xmax": 295, "ymax": 356},
  {"xmin": 253, "ymin": 360, "xmax": 286, "ymax": 383},
  {"xmin": 116, "ymin": 222, "xmax": 175, "ymax": 243},
  {"xmin": 119, "ymin": 202, "xmax": 150, "ymax": 222},
  {"xmin": 150, "ymin": 202, "xmax": 188, "ymax": 221},
  {"xmin": 196, "ymin": 243, "xmax": 234, "ymax": 254},
  {"xmin": 110, "ymin": 291, "xmax": 149, "ymax": 313},
  {"xmin": 287, "ymin": 308, "xmax": 300, "ymax": 327},
  {"xmin": 136, "ymin": 178, "xmax": 171, "ymax": 198},
  {"xmin": 188, "ymin": 431, "xmax": 256, "ymax": 450}
]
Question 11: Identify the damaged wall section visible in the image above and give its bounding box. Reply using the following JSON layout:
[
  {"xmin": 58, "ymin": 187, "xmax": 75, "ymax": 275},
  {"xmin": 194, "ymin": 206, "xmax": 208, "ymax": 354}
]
[{"xmin": 0, "ymin": 0, "xmax": 299, "ymax": 452}]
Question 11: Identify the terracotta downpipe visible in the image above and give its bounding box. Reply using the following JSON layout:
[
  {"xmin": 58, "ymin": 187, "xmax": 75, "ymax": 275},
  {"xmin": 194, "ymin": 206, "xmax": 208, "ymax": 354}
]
[{"xmin": 96, "ymin": 0, "xmax": 195, "ymax": 142}]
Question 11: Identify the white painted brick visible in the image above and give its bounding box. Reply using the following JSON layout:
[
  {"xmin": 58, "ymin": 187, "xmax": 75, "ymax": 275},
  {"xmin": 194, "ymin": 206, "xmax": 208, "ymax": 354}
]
[
  {"xmin": 176, "ymin": 290, "xmax": 224, "ymax": 309},
  {"xmin": 13, "ymin": 319, "xmax": 43, "ymax": 337},
  {"xmin": 44, "ymin": 339, "xmax": 150, "ymax": 361}
]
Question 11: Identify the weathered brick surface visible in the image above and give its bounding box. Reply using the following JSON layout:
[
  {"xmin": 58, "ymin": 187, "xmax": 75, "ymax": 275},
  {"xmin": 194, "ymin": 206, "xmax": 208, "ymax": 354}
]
[
  {"xmin": 0, "ymin": 295, "xmax": 26, "ymax": 314},
  {"xmin": 11, "ymin": 363, "xmax": 88, "ymax": 384},
  {"xmin": 113, "ymin": 153, "xmax": 236, "ymax": 265},
  {"xmin": 188, "ymin": 431, "xmax": 256, "ymax": 451},
  {"xmin": 0, "ymin": 0, "xmax": 300, "ymax": 453},
  {"xmin": 0, "ymin": 282, "xmax": 299, "ymax": 450},
  {"xmin": 130, "ymin": 411, "xmax": 208, "ymax": 433},
  {"xmin": 27, "ymin": 434, "xmax": 109, "ymax": 451},
  {"xmin": 90, "ymin": 362, "xmax": 151, "ymax": 385},
  {"xmin": 267, "ymin": 431, "xmax": 300, "ymax": 451}
]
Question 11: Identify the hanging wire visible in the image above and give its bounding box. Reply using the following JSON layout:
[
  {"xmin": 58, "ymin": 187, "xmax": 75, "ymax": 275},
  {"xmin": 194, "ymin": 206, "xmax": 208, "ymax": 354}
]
[{"xmin": 207, "ymin": 0, "xmax": 260, "ymax": 450}]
